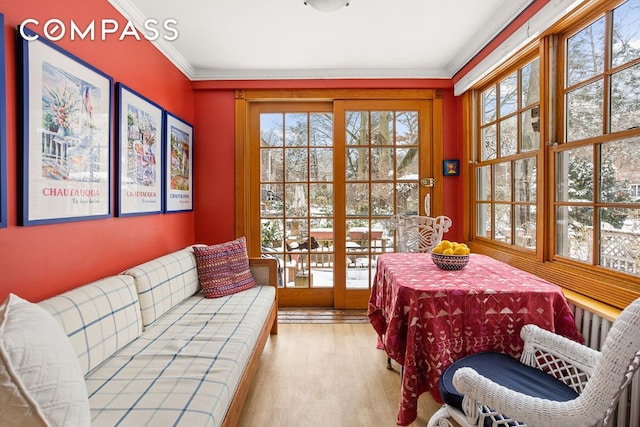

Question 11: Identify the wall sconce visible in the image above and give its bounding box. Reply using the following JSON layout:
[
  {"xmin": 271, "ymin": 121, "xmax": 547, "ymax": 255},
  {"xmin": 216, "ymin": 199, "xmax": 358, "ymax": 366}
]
[{"xmin": 304, "ymin": 0, "xmax": 350, "ymax": 12}]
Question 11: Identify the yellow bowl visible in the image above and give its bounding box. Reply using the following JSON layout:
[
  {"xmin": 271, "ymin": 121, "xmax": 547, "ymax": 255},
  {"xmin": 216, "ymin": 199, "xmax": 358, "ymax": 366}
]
[{"xmin": 431, "ymin": 253, "xmax": 469, "ymax": 270}]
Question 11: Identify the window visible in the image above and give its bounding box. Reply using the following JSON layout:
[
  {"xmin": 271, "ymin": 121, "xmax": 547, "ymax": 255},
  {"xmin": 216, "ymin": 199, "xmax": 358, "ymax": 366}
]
[
  {"xmin": 555, "ymin": 0, "xmax": 640, "ymax": 276},
  {"xmin": 474, "ymin": 57, "xmax": 540, "ymax": 251},
  {"xmin": 469, "ymin": 0, "xmax": 640, "ymax": 307}
]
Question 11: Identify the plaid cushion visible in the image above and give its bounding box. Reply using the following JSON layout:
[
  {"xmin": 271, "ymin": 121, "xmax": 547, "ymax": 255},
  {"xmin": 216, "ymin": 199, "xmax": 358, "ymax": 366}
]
[
  {"xmin": 39, "ymin": 275, "xmax": 142, "ymax": 376},
  {"xmin": 123, "ymin": 247, "xmax": 200, "ymax": 328},
  {"xmin": 193, "ymin": 238, "xmax": 257, "ymax": 298},
  {"xmin": 86, "ymin": 285, "xmax": 276, "ymax": 427}
]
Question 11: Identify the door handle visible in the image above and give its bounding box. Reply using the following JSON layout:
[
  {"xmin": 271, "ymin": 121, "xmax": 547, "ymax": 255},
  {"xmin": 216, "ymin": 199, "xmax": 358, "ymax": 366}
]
[{"xmin": 420, "ymin": 177, "xmax": 435, "ymax": 187}]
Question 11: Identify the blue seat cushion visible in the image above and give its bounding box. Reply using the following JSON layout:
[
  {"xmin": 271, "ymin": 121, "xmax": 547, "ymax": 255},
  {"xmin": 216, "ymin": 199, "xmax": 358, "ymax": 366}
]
[{"xmin": 440, "ymin": 352, "xmax": 579, "ymax": 414}]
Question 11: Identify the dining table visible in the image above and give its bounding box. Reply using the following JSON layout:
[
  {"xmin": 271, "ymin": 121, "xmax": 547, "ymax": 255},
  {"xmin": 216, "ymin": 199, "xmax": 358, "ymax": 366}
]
[{"xmin": 367, "ymin": 252, "xmax": 583, "ymax": 426}]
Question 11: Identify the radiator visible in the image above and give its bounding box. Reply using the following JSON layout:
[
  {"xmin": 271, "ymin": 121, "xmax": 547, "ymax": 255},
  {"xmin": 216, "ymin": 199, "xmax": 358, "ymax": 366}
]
[{"xmin": 571, "ymin": 304, "xmax": 640, "ymax": 427}]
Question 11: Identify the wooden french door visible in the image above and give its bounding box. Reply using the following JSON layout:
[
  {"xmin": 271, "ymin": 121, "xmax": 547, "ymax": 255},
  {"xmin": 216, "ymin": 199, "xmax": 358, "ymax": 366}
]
[{"xmin": 238, "ymin": 90, "xmax": 442, "ymax": 309}]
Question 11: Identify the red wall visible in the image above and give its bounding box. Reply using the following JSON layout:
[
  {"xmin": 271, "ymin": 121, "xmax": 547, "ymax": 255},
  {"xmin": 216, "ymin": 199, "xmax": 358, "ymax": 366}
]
[
  {"xmin": 0, "ymin": 0, "xmax": 195, "ymax": 302},
  {"xmin": 1, "ymin": 0, "xmax": 545, "ymax": 303},
  {"xmin": 192, "ymin": 80, "xmax": 463, "ymax": 247}
]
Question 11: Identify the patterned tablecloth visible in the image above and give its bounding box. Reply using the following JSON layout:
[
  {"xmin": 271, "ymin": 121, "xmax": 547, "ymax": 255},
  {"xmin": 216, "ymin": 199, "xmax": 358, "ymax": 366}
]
[{"xmin": 367, "ymin": 253, "xmax": 583, "ymax": 426}]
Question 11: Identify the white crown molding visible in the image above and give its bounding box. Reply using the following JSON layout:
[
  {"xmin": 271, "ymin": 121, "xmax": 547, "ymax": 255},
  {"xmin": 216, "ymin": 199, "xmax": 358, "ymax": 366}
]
[
  {"xmin": 107, "ymin": 0, "xmax": 195, "ymax": 78},
  {"xmin": 189, "ymin": 68, "xmax": 451, "ymax": 81},
  {"xmin": 454, "ymin": 0, "xmax": 584, "ymax": 95},
  {"xmin": 446, "ymin": 0, "xmax": 534, "ymax": 77}
]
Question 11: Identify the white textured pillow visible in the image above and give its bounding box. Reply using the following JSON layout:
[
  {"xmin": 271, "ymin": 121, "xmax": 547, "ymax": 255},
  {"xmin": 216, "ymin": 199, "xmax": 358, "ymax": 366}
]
[{"xmin": 0, "ymin": 294, "xmax": 91, "ymax": 427}]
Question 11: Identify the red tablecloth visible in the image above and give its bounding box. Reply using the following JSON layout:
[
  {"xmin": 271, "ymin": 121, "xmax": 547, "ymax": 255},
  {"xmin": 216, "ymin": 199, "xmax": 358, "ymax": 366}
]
[{"xmin": 367, "ymin": 253, "xmax": 583, "ymax": 426}]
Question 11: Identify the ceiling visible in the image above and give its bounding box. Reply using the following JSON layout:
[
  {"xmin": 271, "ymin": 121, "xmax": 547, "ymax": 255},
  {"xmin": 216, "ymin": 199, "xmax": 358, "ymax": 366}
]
[{"xmin": 108, "ymin": 0, "xmax": 534, "ymax": 81}]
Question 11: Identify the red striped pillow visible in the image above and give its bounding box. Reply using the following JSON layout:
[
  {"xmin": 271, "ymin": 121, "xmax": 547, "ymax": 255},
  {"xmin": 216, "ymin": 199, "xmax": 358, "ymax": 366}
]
[{"xmin": 193, "ymin": 237, "xmax": 257, "ymax": 298}]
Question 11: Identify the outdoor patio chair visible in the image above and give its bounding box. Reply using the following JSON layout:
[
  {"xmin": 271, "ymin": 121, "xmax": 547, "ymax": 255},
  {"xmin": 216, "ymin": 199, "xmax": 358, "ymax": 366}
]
[
  {"xmin": 427, "ymin": 297, "xmax": 640, "ymax": 427},
  {"xmin": 391, "ymin": 214, "xmax": 452, "ymax": 252}
]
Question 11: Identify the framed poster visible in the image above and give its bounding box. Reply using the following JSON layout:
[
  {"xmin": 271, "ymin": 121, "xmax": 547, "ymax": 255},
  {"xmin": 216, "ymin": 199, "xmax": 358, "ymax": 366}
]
[
  {"xmin": 19, "ymin": 27, "xmax": 112, "ymax": 225},
  {"xmin": 443, "ymin": 159, "xmax": 459, "ymax": 176},
  {"xmin": 0, "ymin": 13, "xmax": 7, "ymax": 228},
  {"xmin": 116, "ymin": 83, "xmax": 163, "ymax": 216},
  {"xmin": 164, "ymin": 112, "xmax": 193, "ymax": 212}
]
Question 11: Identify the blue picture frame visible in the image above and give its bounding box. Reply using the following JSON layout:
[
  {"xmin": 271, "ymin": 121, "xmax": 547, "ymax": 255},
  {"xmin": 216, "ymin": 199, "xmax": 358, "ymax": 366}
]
[
  {"xmin": 0, "ymin": 14, "xmax": 7, "ymax": 228},
  {"xmin": 163, "ymin": 111, "xmax": 193, "ymax": 213},
  {"xmin": 116, "ymin": 83, "xmax": 164, "ymax": 217},
  {"xmin": 443, "ymin": 159, "xmax": 459, "ymax": 176},
  {"xmin": 18, "ymin": 27, "xmax": 113, "ymax": 225}
]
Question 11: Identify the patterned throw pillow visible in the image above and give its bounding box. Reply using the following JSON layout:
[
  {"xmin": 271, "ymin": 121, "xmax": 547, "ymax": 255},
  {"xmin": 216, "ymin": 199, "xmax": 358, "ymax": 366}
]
[
  {"xmin": 0, "ymin": 293, "xmax": 91, "ymax": 426},
  {"xmin": 193, "ymin": 237, "xmax": 258, "ymax": 298}
]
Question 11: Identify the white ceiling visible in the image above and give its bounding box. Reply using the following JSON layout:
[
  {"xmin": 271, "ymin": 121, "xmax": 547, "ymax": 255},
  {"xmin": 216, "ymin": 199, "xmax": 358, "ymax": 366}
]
[{"xmin": 108, "ymin": 0, "xmax": 534, "ymax": 81}]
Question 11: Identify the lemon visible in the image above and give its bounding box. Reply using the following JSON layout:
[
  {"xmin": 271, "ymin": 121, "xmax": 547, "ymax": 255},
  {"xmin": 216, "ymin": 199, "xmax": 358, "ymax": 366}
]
[
  {"xmin": 443, "ymin": 248, "xmax": 454, "ymax": 255},
  {"xmin": 453, "ymin": 246, "xmax": 468, "ymax": 255},
  {"xmin": 432, "ymin": 245, "xmax": 444, "ymax": 254},
  {"xmin": 440, "ymin": 240, "xmax": 452, "ymax": 250}
]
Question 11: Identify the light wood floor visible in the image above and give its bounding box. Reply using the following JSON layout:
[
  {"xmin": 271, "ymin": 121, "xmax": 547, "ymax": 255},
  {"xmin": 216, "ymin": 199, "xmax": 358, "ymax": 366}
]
[{"xmin": 237, "ymin": 323, "xmax": 443, "ymax": 427}]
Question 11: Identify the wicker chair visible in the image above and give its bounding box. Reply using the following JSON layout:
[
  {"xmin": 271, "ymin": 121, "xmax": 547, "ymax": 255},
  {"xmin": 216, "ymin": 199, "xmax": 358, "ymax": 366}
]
[
  {"xmin": 427, "ymin": 297, "xmax": 640, "ymax": 427},
  {"xmin": 391, "ymin": 214, "xmax": 452, "ymax": 253}
]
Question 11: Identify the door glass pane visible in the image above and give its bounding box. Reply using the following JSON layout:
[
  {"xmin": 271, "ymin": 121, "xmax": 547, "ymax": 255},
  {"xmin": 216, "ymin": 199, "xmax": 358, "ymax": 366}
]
[
  {"xmin": 310, "ymin": 183, "xmax": 333, "ymax": 216},
  {"xmin": 310, "ymin": 148, "xmax": 333, "ymax": 181},
  {"xmin": 284, "ymin": 113, "xmax": 308, "ymax": 146},
  {"xmin": 285, "ymin": 183, "xmax": 307, "ymax": 217},
  {"xmin": 261, "ymin": 218, "xmax": 284, "ymax": 248},
  {"xmin": 371, "ymin": 111, "xmax": 393, "ymax": 145},
  {"xmin": 285, "ymin": 148, "xmax": 308, "ymax": 182},
  {"xmin": 346, "ymin": 147, "xmax": 368, "ymax": 181},
  {"xmin": 261, "ymin": 183, "xmax": 283, "ymax": 217},
  {"xmin": 261, "ymin": 114, "xmax": 283, "ymax": 147},
  {"xmin": 371, "ymin": 148, "xmax": 394, "ymax": 181},
  {"xmin": 396, "ymin": 147, "xmax": 418, "ymax": 179},
  {"xmin": 310, "ymin": 113, "xmax": 332, "ymax": 146},
  {"xmin": 261, "ymin": 148, "xmax": 283, "ymax": 181},
  {"xmin": 371, "ymin": 183, "xmax": 394, "ymax": 216},
  {"xmin": 346, "ymin": 111, "xmax": 367, "ymax": 145},
  {"xmin": 396, "ymin": 182, "xmax": 418, "ymax": 215},
  {"xmin": 346, "ymin": 183, "xmax": 369, "ymax": 216},
  {"xmin": 396, "ymin": 112, "xmax": 418, "ymax": 145}
]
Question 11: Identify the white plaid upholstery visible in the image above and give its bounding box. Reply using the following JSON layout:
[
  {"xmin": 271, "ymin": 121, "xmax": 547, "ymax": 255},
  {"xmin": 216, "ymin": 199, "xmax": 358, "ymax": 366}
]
[
  {"xmin": 123, "ymin": 247, "xmax": 201, "ymax": 328},
  {"xmin": 86, "ymin": 285, "xmax": 276, "ymax": 427},
  {"xmin": 39, "ymin": 275, "xmax": 143, "ymax": 376}
]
